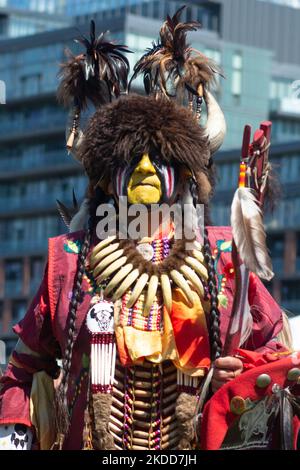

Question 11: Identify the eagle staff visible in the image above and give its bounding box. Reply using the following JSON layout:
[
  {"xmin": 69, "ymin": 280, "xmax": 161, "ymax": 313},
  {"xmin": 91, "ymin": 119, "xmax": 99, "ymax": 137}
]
[{"xmin": 223, "ymin": 121, "xmax": 274, "ymax": 356}]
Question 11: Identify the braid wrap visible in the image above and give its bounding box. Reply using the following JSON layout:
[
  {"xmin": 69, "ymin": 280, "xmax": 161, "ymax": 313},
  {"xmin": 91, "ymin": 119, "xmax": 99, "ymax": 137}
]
[
  {"xmin": 55, "ymin": 227, "xmax": 92, "ymax": 440},
  {"xmin": 54, "ymin": 187, "xmax": 109, "ymax": 445},
  {"xmin": 189, "ymin": 178, "xmax": 222, "ymax": 361}
]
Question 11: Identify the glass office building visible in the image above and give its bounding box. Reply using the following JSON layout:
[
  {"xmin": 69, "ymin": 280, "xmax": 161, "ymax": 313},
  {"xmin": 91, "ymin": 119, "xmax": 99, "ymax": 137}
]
[
  {"xmin": 0, "ymin": 0, "xmax": 66, "ymax": 14},
  {"xmin": 0, "ymin": 0, "xmax": 68, "ymax": 38},
  {"xmin": 259, "ymin": 0, "xmax": 300, "ymax": 7}
]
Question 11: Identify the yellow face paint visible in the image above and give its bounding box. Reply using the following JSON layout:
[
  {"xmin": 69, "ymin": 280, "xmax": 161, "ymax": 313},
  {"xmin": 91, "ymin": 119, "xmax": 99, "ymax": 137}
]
[{"xmin": 127, "ymin": 154, "xmax": 162, "ymax": 204}]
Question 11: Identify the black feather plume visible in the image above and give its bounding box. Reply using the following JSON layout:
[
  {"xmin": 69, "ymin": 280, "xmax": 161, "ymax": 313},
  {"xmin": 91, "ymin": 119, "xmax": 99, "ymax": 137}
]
[
  {"xmin": 57, "ymin": 190, "xmax": 80, "ymax": 228},
  {"xmin": 56, "ymin": 200, "xmax": 72, "ymax": 228},
  {"xmin": 129, "ymin": 6, "xmax": 220, "ymax": 99},
  {"xmin": 57, "ymin": 20, "xmax": 133, "ymax": 110}
]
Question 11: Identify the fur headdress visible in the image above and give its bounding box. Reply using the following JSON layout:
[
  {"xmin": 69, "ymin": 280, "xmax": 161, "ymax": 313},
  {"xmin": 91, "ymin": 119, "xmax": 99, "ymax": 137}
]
[
  {"xmin": 57, "ymin": 7, "xmax": 226, "ymax": 174},
  {"xmin": 81, "ymin": 94, "xmax": 211, "ymax": 190}
]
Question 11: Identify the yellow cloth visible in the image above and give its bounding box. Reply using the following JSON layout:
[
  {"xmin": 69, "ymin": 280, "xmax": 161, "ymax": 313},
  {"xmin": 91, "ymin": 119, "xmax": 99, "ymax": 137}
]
[
  {"xmin": 116, "ymin": 306, "xmax": 178, "ymax": 364},
  {"xmin": 30, "ymin": 371, "xmax": 56, "ymax": 450},
  {"xmin": 115, "ymin": 287, "xmax": 210, "ymax": 377}
]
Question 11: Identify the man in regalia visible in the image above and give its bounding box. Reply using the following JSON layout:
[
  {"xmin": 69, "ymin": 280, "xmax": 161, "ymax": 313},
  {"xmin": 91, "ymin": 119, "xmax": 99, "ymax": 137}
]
[{"xmin": 0, "ymin": 8, "xmax": 298, "ymax": 451}]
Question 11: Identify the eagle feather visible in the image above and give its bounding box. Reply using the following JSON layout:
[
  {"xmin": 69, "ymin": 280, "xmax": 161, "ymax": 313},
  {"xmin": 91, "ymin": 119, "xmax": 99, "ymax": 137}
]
[{"xmin": 231, "ymin": 187, "xmax": 274, "ymax": 281}]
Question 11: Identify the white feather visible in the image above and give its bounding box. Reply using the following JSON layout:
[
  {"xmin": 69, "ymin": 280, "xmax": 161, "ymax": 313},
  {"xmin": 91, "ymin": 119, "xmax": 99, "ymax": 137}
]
[{"xmin": 231, "ymin": 187, "xmax": 274, "ymax": 281}]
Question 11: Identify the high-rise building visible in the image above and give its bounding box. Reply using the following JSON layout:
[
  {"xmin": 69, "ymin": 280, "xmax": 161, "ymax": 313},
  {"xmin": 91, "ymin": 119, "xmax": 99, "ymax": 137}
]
[
  {"xmin": 258, "ymin": 0, "xmax": 300, "ymax": 7},
  {"xmin": 1, "ymin": 0, "xmax": 300, "ymax": 359},
  {"xmin": 0, "ymin": 0, "xmax": 69, "ymax": 38}
]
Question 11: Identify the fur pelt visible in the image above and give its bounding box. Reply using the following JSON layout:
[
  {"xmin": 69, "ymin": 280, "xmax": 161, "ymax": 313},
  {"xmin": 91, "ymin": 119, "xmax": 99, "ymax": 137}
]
[
  {"xmin": 80, "ymin": 94, "xmax": 213, "ymax": 197},
  {"xmin": 175, "ymin": 392, "xmax": 198, "ymax": 449},
  {"xmin": 90, "ymin": 393, "xmax": 115, "ymax": 450}
]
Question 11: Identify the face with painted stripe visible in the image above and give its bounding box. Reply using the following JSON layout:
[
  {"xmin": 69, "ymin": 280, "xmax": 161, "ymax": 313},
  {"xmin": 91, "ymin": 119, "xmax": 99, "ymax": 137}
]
[{"xmin": 114, "ymin": 153, "xmax": 180, "ymax": 205}]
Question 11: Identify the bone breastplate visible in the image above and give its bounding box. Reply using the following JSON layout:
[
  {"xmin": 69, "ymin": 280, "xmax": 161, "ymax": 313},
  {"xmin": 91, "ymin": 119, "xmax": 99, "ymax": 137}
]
[
  {"xmin": 86, "ymin": 235, "xmax": 207, "ymax": 451},
  {"xmin": 109, "ymin": 358, "xmax": 179, "ymax": 450}
]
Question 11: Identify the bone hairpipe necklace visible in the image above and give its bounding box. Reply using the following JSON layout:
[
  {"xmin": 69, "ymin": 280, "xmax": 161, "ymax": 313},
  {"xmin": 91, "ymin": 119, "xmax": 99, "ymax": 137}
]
[{"xmin": 89, "ymin": 235, "xmax": 208, "ymax": 312}]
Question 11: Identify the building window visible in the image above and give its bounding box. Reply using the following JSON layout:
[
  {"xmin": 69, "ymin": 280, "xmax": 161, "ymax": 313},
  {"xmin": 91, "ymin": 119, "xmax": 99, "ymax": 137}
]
[
  {"xmin": 30, "ymin": 257, "xmax": 44, "ymax": 280},
  {"xmin": 20, "ymin": 73, "xmax": 42, "ymax": 96},
  {"xmin": 205, "ymin": 48, "xmax": 221, "ymax": 66},
  {"xmin": 296, "ymin": 233, "xmax": 300, "ymax": 272},
  {"xmin": 268, "ymin": 235, "xmax": 284, "ymax": 258},
  {"xmin": 12, "ymin": 300, "xmax": 27, "ymax": 323},
  {"xmin": 268, "ymin": 235, "xmax": 284, "ymax": 274},
  {"xmin": 232, "ymin": 52, "xmax": 243, "ymax": 104},
  {"xmin": 282, "ymin": 280, "xmax": 300, "ymax": 302},
  {"xmin": 5, "ymin": 260, "xmax": 22, "ymax": 283},
  {"xmin": 5, "ymin": 260, "xmax": 23, "ymax": 297},
  {"xmin": 30, "ymin": 257, "xmax": 45, "ymax": 293},
  {"xmin": 217, "ymin": 163, "xmax": 238, "ymax": 189}
]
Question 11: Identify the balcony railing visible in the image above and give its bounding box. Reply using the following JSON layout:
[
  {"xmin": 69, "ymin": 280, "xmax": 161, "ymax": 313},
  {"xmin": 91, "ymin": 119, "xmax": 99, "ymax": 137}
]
[
  {"xmin": 4, "ymin": 280, "xmax": 23, "ymax": 298},
  {"xmin": 0, "ymin": 114, "xmax": 66, "ymax": 138},
  {"xmin": 271, "ymin": 258, "xmax": 284, "ymax": 276},
  {"xmin": 281, "ymin": 300, "xmax": 300, "ymax": 316},
  {"xmin": 0, "ymin": 151, "xmax": 72, "ymax": 172},
  {"xmin": 0, "ymin": 239, "xmax": 48, "ymax": 257},
  {"xmin": 0, "ymin": 195, "xmax": 76, "ymax": 213},
  {"xmin": 270, "ymin": 97, "xmax": 300, "ymax": 116}
]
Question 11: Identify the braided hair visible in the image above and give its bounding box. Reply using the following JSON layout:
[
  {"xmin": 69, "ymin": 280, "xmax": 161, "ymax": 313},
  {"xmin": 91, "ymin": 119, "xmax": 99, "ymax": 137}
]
[
  {"xmin": 55, "ymin": 228, "xmax": 91, "ymax": 439},
  {"xmin": 189, "ymin": 178, "xmax": 222, "ymax": 361},
  {"xmin": 55, "ymin": 187, "xmax": 106, "ymax": 442}
]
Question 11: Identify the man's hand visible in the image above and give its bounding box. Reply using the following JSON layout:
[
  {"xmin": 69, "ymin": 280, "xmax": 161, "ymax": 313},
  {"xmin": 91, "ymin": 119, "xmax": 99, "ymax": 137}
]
[{"xmin": 211, "ymin": 356, "xmax": 243, "ymax": 393}]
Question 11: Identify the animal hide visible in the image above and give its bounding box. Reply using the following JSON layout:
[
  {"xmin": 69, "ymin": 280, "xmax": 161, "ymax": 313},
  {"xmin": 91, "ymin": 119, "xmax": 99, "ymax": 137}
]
[{"xmin": 175, "ymin": 392, "xmax": 198, "ymax": 449}]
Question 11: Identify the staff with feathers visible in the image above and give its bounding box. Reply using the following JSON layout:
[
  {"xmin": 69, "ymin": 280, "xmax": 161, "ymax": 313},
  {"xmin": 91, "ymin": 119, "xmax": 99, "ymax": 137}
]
[
  {"xmin": 196, "ymin": 122, "xmax": 275, "ymax": 422},
  {"xmin": 224, "ymin": 121, "xmax": 274, "ymax": 356}
]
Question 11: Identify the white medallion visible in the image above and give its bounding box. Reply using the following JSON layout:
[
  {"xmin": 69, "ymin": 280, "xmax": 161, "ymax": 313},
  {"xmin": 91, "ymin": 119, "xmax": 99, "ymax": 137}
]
[
  {"xmin": 86, "ymin": 301, "xmax": 114, "ymax": 334},
  {"xmin": 0, "ymin": 424, "xmax": 33, "ymax": 450},
  {"xmin": 137, "ymin": 243, "xmax": 154, "ymax": 261}
]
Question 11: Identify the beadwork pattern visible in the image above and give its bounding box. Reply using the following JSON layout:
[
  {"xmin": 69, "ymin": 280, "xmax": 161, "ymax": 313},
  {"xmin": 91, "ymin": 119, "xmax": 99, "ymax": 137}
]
[{"xmin": 119, "ymin": 237, "xmax": 170, "ymax": 332}]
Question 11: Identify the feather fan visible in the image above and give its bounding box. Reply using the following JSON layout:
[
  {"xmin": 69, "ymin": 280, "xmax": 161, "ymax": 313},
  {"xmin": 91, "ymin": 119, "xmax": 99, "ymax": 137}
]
[
  {"xmin": 231, "ymin": 187, "xmax": 274, "ymax": 281},
  {"xmin": 129, "ymin": 6, "xmax": 221, "ymax": 98}
]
